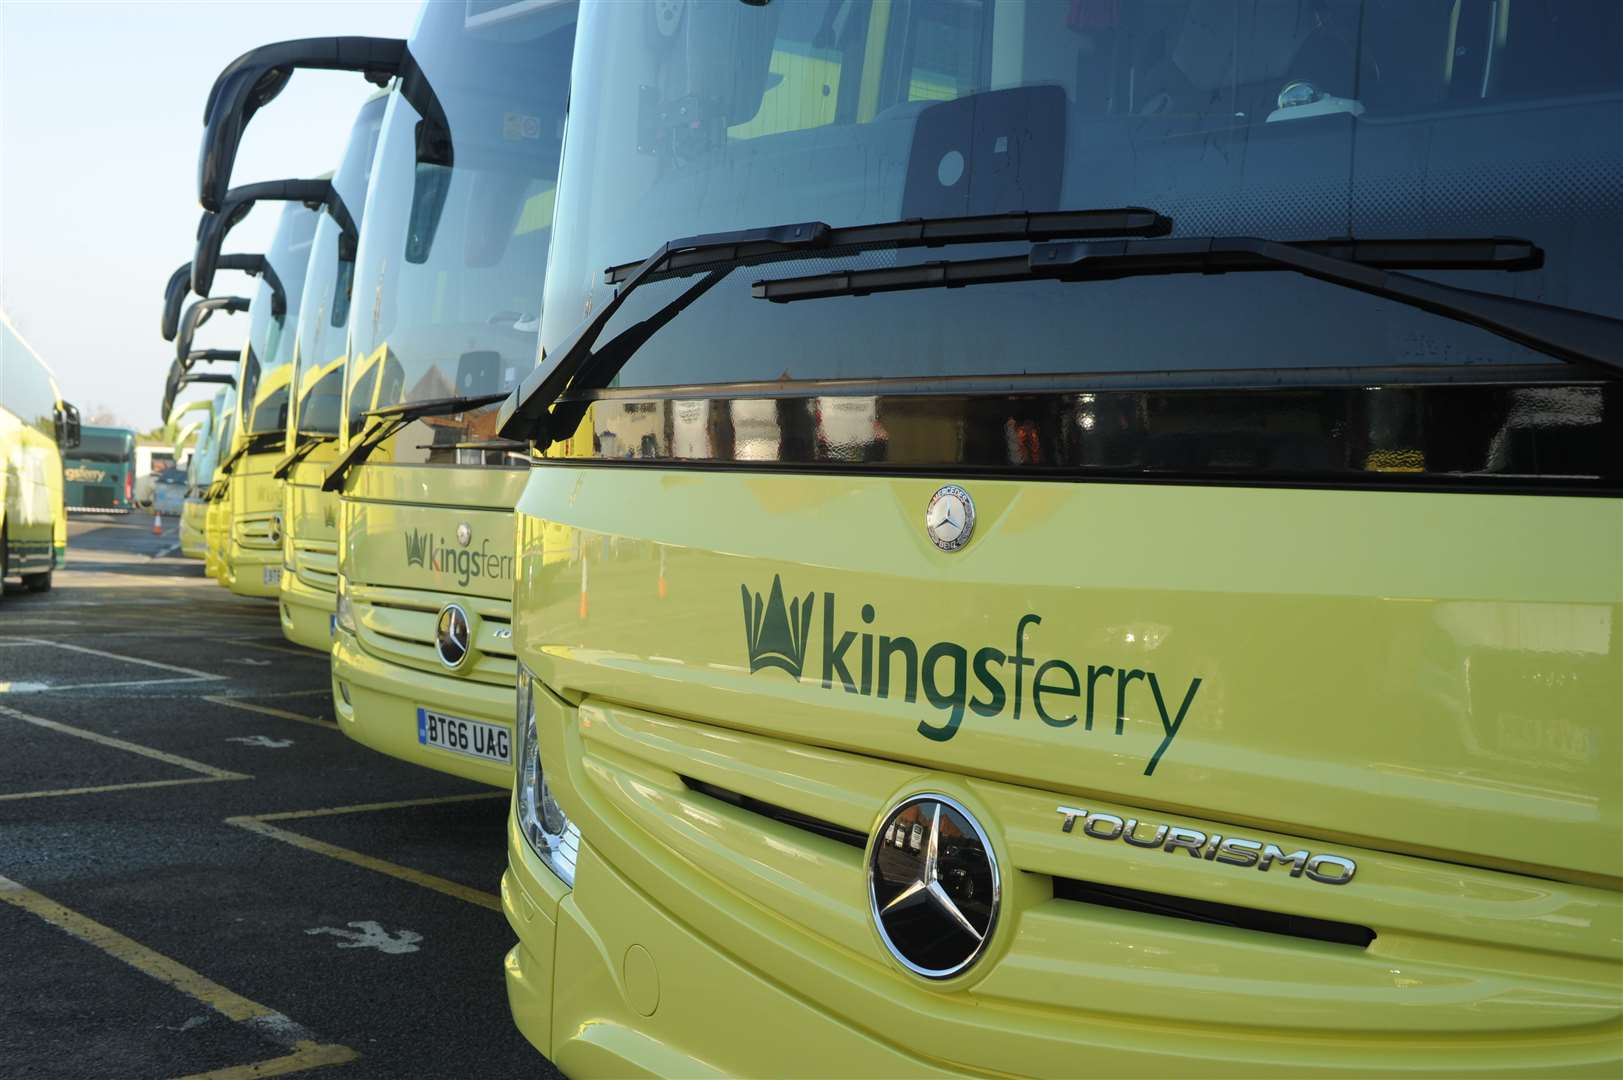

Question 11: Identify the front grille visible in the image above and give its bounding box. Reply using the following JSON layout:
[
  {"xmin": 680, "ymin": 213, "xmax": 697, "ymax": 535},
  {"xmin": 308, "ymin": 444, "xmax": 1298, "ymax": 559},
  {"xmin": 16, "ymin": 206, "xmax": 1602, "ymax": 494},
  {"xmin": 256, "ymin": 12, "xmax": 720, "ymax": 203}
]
[
  {"xmin": 352, "ymin": 585, "xmax": 514, "ymax": 685},
  {"xmin": 1053, "ymin": 876, "xmax": 1375, "ymax": 948},
  {"xmin": 680, "ymin": 776, "xmax": 1373, "ymax": 948},
  {"xmin": 235, "ymin": 514, "xmax": 279, "ymax": 550},
  {"xmin": 294, "ymin": 543, "xmax": 337, "ymax": 591},
  {"xmin": 683, "ymin": 776, "xmax": 866, "ymax": 849}
]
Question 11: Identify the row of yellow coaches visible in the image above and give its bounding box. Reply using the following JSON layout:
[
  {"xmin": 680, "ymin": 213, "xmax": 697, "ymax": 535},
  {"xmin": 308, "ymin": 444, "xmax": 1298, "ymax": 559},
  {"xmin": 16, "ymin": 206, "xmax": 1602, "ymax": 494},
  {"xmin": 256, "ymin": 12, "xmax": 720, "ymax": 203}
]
[{"xmin": 157, "ymin": 1, "xmax": 1621, "ymax": 1076}]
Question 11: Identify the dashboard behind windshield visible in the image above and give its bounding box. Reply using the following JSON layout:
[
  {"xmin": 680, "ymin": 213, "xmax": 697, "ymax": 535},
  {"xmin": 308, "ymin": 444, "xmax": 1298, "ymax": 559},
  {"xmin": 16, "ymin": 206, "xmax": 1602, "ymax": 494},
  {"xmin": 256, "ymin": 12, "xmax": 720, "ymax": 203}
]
[{"xmin": 544, "ymin": 0, "xmax": 1621, "ymax": 392}]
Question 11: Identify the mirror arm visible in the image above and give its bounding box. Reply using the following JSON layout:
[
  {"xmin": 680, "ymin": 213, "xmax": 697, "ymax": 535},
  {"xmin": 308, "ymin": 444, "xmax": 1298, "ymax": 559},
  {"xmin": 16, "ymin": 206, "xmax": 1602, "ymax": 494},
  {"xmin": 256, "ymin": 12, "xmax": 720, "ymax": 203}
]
[
  {"xmin": 400, "ymin": 47, "xmax": 454, "ymax": 168},
  {"xmin": 217, "ymin": 253, "xmax": 285, "ymax": 319},
  {"xmin": 200, "ymin": 36, "xmax": 407, "ymax": 210}
]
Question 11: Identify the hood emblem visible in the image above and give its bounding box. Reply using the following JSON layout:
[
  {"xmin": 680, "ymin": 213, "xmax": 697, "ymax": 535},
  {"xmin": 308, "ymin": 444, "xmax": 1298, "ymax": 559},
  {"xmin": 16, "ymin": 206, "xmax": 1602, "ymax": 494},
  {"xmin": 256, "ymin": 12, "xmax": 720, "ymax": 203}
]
[
  {"xmin": 435, "ymin": 603, "xmax": 472, "ymax": 670},
  {"xmin": 925, "ymin": 485, "xmax": 974, "ymax": 552},
  {"xmin": 869, "ymin": 794, "xmax": 999, "ymax": 979}
]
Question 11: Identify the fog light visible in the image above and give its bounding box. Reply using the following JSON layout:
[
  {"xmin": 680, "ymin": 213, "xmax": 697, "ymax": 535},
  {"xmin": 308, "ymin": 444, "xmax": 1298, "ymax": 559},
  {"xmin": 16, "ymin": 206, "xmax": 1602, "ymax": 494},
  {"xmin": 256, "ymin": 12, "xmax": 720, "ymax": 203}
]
[{"xmin": 515, "ymin": 662, "xmax": 578, "ymax": 886}]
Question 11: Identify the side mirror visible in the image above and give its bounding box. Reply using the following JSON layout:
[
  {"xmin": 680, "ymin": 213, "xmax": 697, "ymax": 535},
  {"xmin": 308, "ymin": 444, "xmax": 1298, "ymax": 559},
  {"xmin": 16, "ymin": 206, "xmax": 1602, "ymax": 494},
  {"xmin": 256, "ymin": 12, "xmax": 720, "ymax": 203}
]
[
  {"xmin": 176, "ymin": 296, "xmax": 249, "ymax": 362},
  {"xmin": 186, "ymin": 349, "xmax": 240, "ymax": 368},
  {"xmin": 193, "ymin": 179, "xmax": 355, "ymax": 296},
  {"xmin": 162, "ymin": 263, "xmax": 192, "ymax": 341},
  {"xmin": 163, "ymin": 367, "xmax": 236, "ymax": 424},
  {"xmin": 55, "ymin": 401, "xmax": 81, "ymax": 450},
  {"xmin": 164, "ymin": 253, "xmax": 284, "ymax": 340},
  {"xmin": 199, "ymin": 36, "xmax": 406, "ymax": 211}
]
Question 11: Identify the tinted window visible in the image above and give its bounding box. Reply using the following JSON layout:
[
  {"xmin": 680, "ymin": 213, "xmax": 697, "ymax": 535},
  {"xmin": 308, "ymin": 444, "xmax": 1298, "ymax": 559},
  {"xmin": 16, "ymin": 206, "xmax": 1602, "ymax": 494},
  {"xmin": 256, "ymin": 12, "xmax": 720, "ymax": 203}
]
[
  {"xmin": 345, "ymin": 0, "xmax": 574, "ymax": 460},
  {"xmin": 241, "ymin": 202, "xmax": 318, "ymax": 436},
  {"xmin": 292, "ymin": 94, "xmax": 388, "ymax": 438},
  {"xmin": 545, "ymin": 0, "xmax": 1622, "ymax": 392},
  {"xmin": 1, "ymin": 319, "xmax": 59, "ymax": 438}
]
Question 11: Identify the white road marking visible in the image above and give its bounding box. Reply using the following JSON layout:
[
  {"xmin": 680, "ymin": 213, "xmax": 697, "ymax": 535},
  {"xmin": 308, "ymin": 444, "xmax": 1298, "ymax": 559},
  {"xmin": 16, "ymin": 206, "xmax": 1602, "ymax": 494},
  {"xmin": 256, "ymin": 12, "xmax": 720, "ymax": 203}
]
[
  {"xmin": 225, "ymin": 735, "xmax": 294, "ymax": 749},
  {"xmin": 225, "ymin": 658, "xmax": 274, "ymax": 667},
  {"xmin": 305, "ymin": 921, "xmax": 422, "ymax": 954},
  {"xmin": 0, "ymin": 638, "xmax": 225, "ymax": 694}
]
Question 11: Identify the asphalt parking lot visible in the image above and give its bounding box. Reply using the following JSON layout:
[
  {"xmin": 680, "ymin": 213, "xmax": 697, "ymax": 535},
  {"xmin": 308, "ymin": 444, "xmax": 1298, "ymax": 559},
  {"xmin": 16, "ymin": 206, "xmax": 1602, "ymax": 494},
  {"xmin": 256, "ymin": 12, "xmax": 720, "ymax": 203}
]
[{"xmin": 1, "ymin": 516, "xmax": 559, "ymax": 1080}]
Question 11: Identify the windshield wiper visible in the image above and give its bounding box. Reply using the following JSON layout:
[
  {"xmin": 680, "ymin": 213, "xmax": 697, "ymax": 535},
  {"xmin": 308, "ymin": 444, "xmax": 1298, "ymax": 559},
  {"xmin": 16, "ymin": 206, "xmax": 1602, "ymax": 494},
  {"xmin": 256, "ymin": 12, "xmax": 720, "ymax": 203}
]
[
  {"xmin": 218, "ymin": 430, "xmax": 283, "ymax": 476},
  {"xmin": 321, "ymin": 391, "xmax": 510, "ymax": 492},
  {"xmin": 272, "ymin": 432, "xmax": 336, "ymax": 479},
  {"xmin": 497, "ymin": 208, "xmax": 1172, "ymax": 444},
  {"xmin": 752, "ymin": 235, "xmax": 1623, "ymax": 378}
]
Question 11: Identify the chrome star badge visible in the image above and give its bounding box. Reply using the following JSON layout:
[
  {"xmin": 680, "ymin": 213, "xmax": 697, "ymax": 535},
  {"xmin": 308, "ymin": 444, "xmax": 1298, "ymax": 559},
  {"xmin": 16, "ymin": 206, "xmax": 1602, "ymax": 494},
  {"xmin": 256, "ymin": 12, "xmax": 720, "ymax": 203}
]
[
  {"xmin": 434, "ymin": 603, "xmax": 472, "ymax": 670},
  {"xmin": 925, "ymin": 484, "xmax": 975, "ymax": 551},
  {"xmin": 869, "ymin": 794, "xmax": 999, "ymax": 979}
]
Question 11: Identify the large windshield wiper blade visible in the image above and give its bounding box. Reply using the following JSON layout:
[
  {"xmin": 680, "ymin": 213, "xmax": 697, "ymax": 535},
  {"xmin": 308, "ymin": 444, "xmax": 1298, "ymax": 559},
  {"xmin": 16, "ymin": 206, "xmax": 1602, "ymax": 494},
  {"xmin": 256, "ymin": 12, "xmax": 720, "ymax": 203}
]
[
  {"xmin": 272, "ymin": 433, "xmax": 335, "ymax": 480},
  {"xmin": 753, "ymin": 235, "xmax": 1623, "ymax": 377},
  {"xmin": 497, "ymin": 208, "xmax": 1171, "ymax": 443},
  {"xmin": 321, "ymin": 391, "xmax": 509, "ymax": 492}
]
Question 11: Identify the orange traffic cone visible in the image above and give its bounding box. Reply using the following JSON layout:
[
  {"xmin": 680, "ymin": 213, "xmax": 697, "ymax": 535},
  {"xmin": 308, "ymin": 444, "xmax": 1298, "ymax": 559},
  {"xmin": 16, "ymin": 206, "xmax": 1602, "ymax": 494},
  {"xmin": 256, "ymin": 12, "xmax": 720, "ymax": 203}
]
[{"xmin": 152, "ymin": 512, "xmax": 163, "ymax": 535}]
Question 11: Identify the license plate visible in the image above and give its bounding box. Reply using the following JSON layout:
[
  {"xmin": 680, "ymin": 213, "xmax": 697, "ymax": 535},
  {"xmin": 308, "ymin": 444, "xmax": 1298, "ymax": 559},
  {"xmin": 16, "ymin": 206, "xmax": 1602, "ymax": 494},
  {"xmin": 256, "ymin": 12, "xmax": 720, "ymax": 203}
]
[
  {"xmin": 417, "ymin": 708, "xmax": 510, "ymax": 765},
  {"xmin": 263, "ymin": 565, "xmax": 283, "ymax": 586}
]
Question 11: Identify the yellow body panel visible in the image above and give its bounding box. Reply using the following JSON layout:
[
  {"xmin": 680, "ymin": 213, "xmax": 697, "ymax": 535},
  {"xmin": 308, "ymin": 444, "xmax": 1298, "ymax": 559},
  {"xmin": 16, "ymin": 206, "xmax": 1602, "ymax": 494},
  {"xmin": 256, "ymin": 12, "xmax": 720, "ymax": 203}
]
[
  {"xmin": 0, "ymin": 407, "xmax": 64, "ymax": 580},
  {"xmin": 179, "ymin": 497, "xmax": 207, "ymax": 560},
  {"xmin": 332, "ymin": 461, "xmax": 526, "ymax": 787},
  {"xmin": 221, "ymin": 452, "xmax": 284, "ymax": 599},
  {"xmin": 278, "ymin": 448, "xmax": 341, "ymax": 650},
  {"xmin": 204, "ymin": 488, "xmax": 227, "ymax": 582},
  {"xmin": 506, "ymin": 466, "xmax": 1622, "ymax": 1076}
]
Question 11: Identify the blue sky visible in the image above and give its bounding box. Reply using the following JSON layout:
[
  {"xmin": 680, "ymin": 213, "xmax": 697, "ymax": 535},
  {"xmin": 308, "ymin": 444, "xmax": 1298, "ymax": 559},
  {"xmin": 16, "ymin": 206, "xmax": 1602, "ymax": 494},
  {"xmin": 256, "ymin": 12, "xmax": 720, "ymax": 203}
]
[{"xmin": 1, "ymin": 0, "xmax": 419, "ymax": 430}]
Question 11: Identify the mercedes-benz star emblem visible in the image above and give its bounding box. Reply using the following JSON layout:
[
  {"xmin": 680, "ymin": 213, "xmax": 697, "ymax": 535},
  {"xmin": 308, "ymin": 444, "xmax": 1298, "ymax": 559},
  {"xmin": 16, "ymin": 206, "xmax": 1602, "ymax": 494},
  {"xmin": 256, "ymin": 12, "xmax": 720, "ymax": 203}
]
[
  {"xmin": 456, "ymin": 522, "xmax": 472, "ymax": 547},
  {"xmin": 868, "ymin": 794, "xmax": 999, "ymax": 979},
  {"xmin": 435, "ymin": 603, "xmax": 472, "ymax": 670},
  {"xmin": 925, "ymin": 485, "xmax": 974, "ymax": 552}
]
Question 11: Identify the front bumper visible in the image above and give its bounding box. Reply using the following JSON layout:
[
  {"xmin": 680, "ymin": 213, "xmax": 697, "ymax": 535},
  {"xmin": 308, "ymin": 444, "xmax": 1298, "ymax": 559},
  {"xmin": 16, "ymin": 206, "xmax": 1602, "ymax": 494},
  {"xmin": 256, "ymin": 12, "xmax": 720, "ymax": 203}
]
[
  {"xmin": 279, "ymin": 569, "xmax": 334, "ymax": 652},
  {"xmin": 331, "ymin": 626, "xmax": 513, "ymax": 788},
  {"xmin": 223, "ymin": 542, "xmax": 282, "ymax": 599},
  {"xmin": 503, "ymin": 815, "xmax": 940, "ymax": 1079}
]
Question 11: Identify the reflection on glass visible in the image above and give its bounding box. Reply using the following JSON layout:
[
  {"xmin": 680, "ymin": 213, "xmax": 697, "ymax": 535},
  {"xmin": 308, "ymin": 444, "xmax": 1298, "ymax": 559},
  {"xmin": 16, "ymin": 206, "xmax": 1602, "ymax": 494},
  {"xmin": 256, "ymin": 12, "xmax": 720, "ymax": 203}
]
[
  {"xmin": 544, "ymin": 1, "xmax": 1619, "ymax": 393},
  {"xmin": 291, "ymin": 94, "xmax": 387, "ymax": 439},
  {"xmin": 345, "ymin": 0, "xmax": 575, "ymax": 461},
  {"xmin": 241, "ymin": 202, "xmax": 318, "ymax": 437}
]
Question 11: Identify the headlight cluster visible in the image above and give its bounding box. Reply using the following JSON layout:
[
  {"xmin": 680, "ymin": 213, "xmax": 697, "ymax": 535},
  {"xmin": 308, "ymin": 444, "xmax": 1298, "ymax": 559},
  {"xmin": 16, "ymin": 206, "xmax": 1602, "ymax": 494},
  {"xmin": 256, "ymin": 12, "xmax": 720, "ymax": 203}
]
[
  {"xmin": 334, "ymin": 574, "xmax": 356, "ymax": 634},
  {"xmin": 515, "ymin": 662, "xmax": 578, "ymax": 886}
]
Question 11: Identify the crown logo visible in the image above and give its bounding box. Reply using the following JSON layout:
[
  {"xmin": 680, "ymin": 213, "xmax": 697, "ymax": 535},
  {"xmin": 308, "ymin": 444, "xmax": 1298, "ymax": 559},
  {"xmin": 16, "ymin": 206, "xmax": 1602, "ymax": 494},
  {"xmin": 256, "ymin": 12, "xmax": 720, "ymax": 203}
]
[
  {"xmin": 404, "ymin": 529, "xmax": 430, "ymax": 568},
  {"xmin": 741, "ymin": 575, "xmax": 813, "ymax": 679}
]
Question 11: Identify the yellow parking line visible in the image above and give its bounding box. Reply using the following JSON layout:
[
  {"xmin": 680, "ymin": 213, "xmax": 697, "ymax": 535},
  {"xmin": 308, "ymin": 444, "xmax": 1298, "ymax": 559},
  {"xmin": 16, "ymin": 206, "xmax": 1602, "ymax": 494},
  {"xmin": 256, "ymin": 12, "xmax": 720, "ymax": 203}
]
[
  {"xmin": 0, "ymin": 702, "xmax": 248, "ymax": 782},
  {"xmin": 251, "ymin": 792, "xmax": 505, "ymax": 822},
  {"xmin": 225, "ymin": 637, "xmax": 324, "ymax": 658},
  {"xmin": 175, "ymin": 1042, "xmax": 357, "ymax": 1080},
  {"xmin": 0, "ymin": 776, "xmax": 232, "ymax": 803},
  {"xmin": 204, "ymin": 695, "xmax": 333, "ymax": 729},
  {"xmin": 0, "ymin": 875, "xmax": 355, "ymax": 1075},
  {"xmin": 227, "ymin": 818, "xmax": 502, "ymax": 912},
  {"xmin": 225, "ymin": 793, "xmax": 506, "ymax": 912}
]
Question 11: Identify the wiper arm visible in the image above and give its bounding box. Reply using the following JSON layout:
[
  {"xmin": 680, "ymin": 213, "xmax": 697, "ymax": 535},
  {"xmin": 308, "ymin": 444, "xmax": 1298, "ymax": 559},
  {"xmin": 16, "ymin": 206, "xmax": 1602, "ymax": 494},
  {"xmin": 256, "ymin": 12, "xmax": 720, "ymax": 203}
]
[
  {"xmin": 272, "ymin": 433, "xmax": 336, "ymax": 480},
  {"xmin": 217, "ymin": 442, "xmax": 249, "ymax": 476},
  {"xmin": 497, "ymin": 208, "xmax": 1171, "ymax": 444},
  {"xmin": 754, "ymin": 235, "xmax": 1623, "ymax": 378},
  {"xmin": 321, "ymin": 391, "xmax": 509, "ymax": 492}
]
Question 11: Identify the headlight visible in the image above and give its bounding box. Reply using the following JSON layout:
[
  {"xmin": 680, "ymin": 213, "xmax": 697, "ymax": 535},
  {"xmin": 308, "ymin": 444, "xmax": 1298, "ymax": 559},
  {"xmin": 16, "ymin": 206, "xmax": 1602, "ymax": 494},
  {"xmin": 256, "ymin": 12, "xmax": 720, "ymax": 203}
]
[
  {"xmin": 515, "ymin": 662, "xmax": 578, "ymax": 886},
  {"xmin": 334, "ymin": 574, "xmax": 356, "ymax": 634}
]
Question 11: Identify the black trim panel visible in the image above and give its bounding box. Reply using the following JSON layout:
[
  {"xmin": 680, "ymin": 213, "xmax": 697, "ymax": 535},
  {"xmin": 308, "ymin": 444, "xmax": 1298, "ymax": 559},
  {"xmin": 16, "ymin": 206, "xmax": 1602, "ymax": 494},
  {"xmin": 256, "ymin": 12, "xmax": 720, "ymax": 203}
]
[{"xmin": 539, "ymin": 377, "xmax": 1620, "ymax": 495}]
